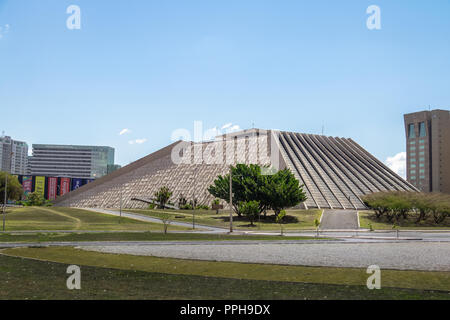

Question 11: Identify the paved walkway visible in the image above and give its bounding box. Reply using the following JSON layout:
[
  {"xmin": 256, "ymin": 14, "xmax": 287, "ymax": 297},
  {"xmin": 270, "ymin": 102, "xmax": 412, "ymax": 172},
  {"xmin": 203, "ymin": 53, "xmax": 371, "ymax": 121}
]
[
  {"xmin": 320, "ymin": 209, "xmax": 359, "ymax": 230},
  {"xmin": 81, "ymin": 241, "xmax": 450, "ymax": 272},
  {"xmin": 82, "ymin": 208, "xmax": 226, "ymax": 233}
]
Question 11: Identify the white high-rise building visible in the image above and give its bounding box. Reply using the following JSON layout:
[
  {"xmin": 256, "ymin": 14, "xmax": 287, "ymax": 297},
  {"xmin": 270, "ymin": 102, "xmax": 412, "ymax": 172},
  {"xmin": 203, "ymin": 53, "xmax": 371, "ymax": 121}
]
[{"xmin": 0, "ymin": 135, "xmax": 29, "ymax": 175}]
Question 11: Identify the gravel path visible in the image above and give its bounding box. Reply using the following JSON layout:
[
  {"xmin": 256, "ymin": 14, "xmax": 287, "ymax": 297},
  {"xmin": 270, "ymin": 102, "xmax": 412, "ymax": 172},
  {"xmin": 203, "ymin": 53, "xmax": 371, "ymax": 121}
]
[
  {"xmin": 81, "ymin": 242, "xmax": 450, "ymax": 271},
  {"xmin": 321, "ymin": 210, "xmax": 359, "ymax": 230}
]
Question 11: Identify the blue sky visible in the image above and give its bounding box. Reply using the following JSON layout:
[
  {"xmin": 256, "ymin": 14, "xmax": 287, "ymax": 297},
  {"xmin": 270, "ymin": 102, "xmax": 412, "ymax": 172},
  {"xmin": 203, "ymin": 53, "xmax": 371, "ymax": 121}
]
[{"xmin": 0, "ymin": 1, "xmax": 449, "ymax": 172}]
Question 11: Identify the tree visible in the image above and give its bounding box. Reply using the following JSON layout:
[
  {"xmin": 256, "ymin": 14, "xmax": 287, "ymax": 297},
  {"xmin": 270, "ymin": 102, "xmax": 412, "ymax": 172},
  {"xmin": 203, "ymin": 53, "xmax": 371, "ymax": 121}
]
[
  {"xmin": 261, "ymin": 169, "xmax": 307, "ymax": 217},
  {"xmin": 276, "ymin": 210, "xmax": 286, "ymax": 236},
  {"xmin": 0, "ymin": 172, "xmax": 23, "ymax": 205},
  {"xmin": 208, "ymin": 164, "xmax": 263, "ymax": 216},
  {"xmin": 25, "ymin": 192, "xmax": 46, "ymax": 206},
  {"xmin": 154, "ymin": 186, "xmax": 172, "ymax": 210},
  {"xmin": 160, "ymin": 211, "xmax": 172, "ymax": 234},
  {"xmin": 208, "ymin": 164, "xmax": 307, "ymax": 217},
  {"xmin": 238, "ymin": 201, "xmax": 260, "ymax": 226}
]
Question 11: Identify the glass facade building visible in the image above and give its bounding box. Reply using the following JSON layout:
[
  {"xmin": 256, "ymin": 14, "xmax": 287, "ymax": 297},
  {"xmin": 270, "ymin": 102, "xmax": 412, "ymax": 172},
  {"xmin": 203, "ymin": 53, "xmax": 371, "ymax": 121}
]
[{"xmin": 29, "ymin": 144, "xmax": 115, "ymax": 179}]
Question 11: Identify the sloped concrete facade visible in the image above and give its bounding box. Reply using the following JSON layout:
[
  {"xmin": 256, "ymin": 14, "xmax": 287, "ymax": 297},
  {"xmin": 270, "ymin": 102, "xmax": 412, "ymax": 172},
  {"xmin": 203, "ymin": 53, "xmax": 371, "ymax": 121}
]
[{"xmin": 54, "ymin": 129, "xmax": 417, "ymax": 210}]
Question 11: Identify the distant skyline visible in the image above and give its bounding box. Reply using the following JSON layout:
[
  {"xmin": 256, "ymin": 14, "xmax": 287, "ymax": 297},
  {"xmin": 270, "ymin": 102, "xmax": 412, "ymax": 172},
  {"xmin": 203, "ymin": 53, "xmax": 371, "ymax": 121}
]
[{"xmin": 1, "ymin": 1, "xmax": 449, "ymax": 178}]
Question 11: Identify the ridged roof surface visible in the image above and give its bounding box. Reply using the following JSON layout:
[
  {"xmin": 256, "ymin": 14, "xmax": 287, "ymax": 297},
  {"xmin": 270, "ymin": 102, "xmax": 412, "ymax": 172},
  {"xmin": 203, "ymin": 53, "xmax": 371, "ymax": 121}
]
[{"xmin": 54, "ymin": 130, "xmax": 417, "ymax": 210}]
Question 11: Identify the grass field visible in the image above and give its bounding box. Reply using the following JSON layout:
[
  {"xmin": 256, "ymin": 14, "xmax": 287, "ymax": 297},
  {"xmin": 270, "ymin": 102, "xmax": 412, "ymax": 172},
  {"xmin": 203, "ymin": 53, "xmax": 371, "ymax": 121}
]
[
  {"xmin": 359, "ymin": 211, "xmax": 450, "ymax": 230},
  {"xmin": 124, "ymin": 208, "xmax": 322, "ymax": 231},
  {"xmin": 1, "ymin": 247, "xmax": 449, "ymax": 299},
  {"xmin": 0, "ymin": 232, "xmax": 324, "ymax": 243},
  {"xmin": 1, "ymin": 207, "xmax": 190, "ymax": 232}
]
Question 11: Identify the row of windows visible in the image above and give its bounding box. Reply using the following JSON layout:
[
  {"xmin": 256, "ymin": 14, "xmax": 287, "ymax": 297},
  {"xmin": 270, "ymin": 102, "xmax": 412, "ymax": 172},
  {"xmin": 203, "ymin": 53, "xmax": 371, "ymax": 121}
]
[
  {"xmin": 410, "ymin": 157, "xmax": 425, "ymax": 162},
  {"xmin": 410, "ymin": 176, "xmax": 426, "ymax": 180},
  {"xmin": 409, "ymin": 151, "xmax": 426, "ymax": 157},
  {"xmin": 408, "ymin": 122, "xmax": 427, "ymax": 139}
]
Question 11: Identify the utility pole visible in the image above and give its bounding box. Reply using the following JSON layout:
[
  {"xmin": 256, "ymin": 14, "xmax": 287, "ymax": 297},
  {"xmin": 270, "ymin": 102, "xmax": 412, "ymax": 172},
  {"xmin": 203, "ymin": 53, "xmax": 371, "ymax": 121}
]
[
  {"xmin": 119, "ymin": 187, "xmax": 122, "ymax": 224},
  {"xmin": 192, "ymin": 167, "xmax": 196, "ymax": 230},
  {"xmin": 3, "ymin": 151, "xmax": 13, "ymax": 232},
  {"xmin": 3, "ymin": 171, "xmax": 7, "ymax": 232},
  {"xmin": 229, "ymin": 165, "xmax": 233, "ymax": 233}
]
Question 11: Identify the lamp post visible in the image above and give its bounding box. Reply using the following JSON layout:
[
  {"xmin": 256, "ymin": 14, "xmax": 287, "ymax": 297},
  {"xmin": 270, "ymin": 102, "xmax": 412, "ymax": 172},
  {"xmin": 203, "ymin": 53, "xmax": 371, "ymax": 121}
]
[
  {"xmin": 192, "ymin": 167, "xmax": 197, "ymax": 230},
  {"xmin": 119, "ymin": 187, "xmax": 122, "ymax": 224},
  {"xmin": 229, "ymin": 165, "xmax": 233, "ymax": 233},
  {"xmin": 3, "ymin": 151, "xmax": 13, "ymax": 232},
  {"xmin": 3, "ymin": 171, "xmax": 7, "ymax": 232}
]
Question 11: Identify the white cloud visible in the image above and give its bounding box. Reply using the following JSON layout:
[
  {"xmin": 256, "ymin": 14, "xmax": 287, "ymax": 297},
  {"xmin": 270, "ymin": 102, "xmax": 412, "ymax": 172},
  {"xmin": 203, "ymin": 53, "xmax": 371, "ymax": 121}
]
[
  {"xmin": 129, "ymin": 138, "xmax": 147, "ymax": 145},
  {"xmin": 0, "ymin": 24, "xmax": 10, "ymax": 39},
  {"xmin": 221, "ymin": 123, "xmax": 232, "ymax": 130},
  {"xmin": 385, "ymin": 152, "xmax": 406, "ymax": 179},
  {"xmin": 119, "ymin": 128, "xmax": 131, "ymax": 135},
  {"xmin": 203, "ymin": 126, "xmax": 220, "ymax": 141}
]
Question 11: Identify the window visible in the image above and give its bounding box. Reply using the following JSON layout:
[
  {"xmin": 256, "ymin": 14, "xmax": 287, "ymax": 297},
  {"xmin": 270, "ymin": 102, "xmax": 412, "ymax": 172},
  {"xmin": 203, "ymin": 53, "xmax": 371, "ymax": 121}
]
[
  {"xmin": 419, "ymin": 163, "xmax": 425, "ymax": 167},
  {"xmin": 419, "ymin": 122, "xmax": 426, "ymax": 137},
  {"xmin": 410, "ymin": 158, "xmax": 416, "ymax": 162},
  {"xmin": 410, "ymin": 170, "xmax": 416, "ymax": 174},
  {"xmin": 409, "ymin": 141, "xmax": 416, "ymax": 145},
  {"xmin": 410, "ymin": 153, "xmax": 416, "ymax": 157},
  {"xmin": 419, "ymin": 145, "xmax": 425, "ymax": 150},
  {"xmin": 408, "ymin": 123, "xmax": 416, "ymax": 139},
  {"xmin": 419, "ymin": 176, "xmax": 425, "ymax": 180},
  {"xmin": 419, "ymin": 151, "xmax": 425, "ymax": 156},
  {"xmin": 411, "ymin": 164, "xmax": 416, "ymax": 168},
  {"xmin": 411, "ymin": 176, "xmax": 416, "ymax": 180},
  {"xmin": 419, "ymin": 157, "xmax": 425, "ymax": 162},
  {"xmin": 419, "ymin": 139, "xmax": 425, "ymax": 144},
  {"xmin": 419, "ymin": 169, "xmax": 425, "ymax": 173}
]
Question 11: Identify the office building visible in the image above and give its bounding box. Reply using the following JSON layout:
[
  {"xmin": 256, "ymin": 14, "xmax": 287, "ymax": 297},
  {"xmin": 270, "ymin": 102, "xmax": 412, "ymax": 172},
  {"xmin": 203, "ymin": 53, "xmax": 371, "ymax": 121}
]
[
  {"xmin": 0, "ymin": 135, "xmax": 29, "ymax": 175},
  {"xmin": 29, "ymin": 144, "xmax": 115, "ymax": 179},
  {"xmin": 404, "ymin": 109, "xmax": 450, "ymax": 193}
]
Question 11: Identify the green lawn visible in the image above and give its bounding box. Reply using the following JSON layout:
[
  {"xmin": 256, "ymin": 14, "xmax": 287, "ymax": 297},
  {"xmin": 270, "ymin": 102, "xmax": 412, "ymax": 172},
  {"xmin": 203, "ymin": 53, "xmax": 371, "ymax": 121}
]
[
  {"xmin": 124, "ymin": 208, "xmax": 322, "ymax": 231},
  {"xmin": 1, "ymin": 247, "xmax": 449, "ymax": 299},
  {"xmin": 1, "ymin": 207, "xmax": 190, "ymax": 232},
  {"xmin": 359, "ymin": 210, "xmax": 450, "ymax": 230},
  {"xmin": 0, "ymin": 232, "xmax": 325, "ymax": 243}
]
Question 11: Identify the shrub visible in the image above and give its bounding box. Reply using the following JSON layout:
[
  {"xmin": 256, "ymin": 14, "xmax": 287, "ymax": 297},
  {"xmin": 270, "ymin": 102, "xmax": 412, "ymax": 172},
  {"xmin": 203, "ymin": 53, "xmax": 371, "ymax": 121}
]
[
  {"xmin": 362, "ymin": 191, "xmax": 450, "ymax": 225},
  {"xmin": 154, "ymin": 186, "xmax": 172, "ymax": 210},
  {"xmin": 238, "ymin": 200, "xmax": 260, "ymax": 226}
]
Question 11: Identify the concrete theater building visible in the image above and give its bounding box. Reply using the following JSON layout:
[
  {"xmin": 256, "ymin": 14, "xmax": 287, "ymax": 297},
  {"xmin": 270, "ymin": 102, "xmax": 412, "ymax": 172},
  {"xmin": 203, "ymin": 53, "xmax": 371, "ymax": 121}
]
[{"xmin": 54, "ymin": 129, "xmax": 417, "ymax": 210}]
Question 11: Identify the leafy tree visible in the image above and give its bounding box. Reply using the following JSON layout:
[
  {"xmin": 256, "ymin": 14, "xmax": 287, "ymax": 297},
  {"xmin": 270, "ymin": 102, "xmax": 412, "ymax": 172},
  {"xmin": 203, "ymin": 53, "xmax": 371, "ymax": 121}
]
[
  {"xmin": 208, "ymin": 164, "xmax": 264, "ymax": 216},
  {"xmin": 178, "ymin": 194, "xmax": 187, "ymax": 208},
  {"xmin": 25, "ymin": 192, "xmax": 46, "ymax": 206},
  {"xmin": 238, "ymin": 200, "xmax": 260, "ymax": 226},
  {"xmin": 154, "ymin": 186, "xmax": 172, "ymax": 210},
  {"xmin": 362, "ymin": 191, "xmax": 450, "ymax": 225},
  {"xmin": 212, "ymin": 198, "xmax": 220, "ymax": 214},
  {"xmin": 261, "ymin": 169, "xmax": 307, "ymax": 216},
  {"xmin": 208, "ymin": 164, "xmax": 306, "ymax": 218},
  {"xmin": 160, "ymin": 211, "xmax": 172, "ymax": 234},
  {"xmin": 276, "ymin": 210, "xmax": 286, "ymax": 236},
  {"xmin": 0, "ymin": 172, "xmax": 23, "ymax": 205}
]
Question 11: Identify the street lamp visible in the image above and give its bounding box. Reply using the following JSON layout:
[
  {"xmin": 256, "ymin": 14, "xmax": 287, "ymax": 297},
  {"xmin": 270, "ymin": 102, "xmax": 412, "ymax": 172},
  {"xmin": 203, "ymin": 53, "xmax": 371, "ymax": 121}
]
[
  {"xmin": 229, "ymin": 165, "xmax": 233, "ymax": 233},
  {"xmin": 2, "ymin": 170, "xmax": 7, "ymax": 232},
  {"xmin": 192, "ymin": 167, "xmax": 197, "ymax": 230},
  {"xmin": 3, "ymin": 151, "xmax": 13, "ymax": 232},
  {"xmin": 119, "ymin": 186, "xmax": 123, "ymax": 224}
]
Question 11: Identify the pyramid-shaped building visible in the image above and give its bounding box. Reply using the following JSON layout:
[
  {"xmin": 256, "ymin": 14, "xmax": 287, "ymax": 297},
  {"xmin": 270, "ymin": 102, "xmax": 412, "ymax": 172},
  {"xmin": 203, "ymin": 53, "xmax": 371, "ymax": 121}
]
[{"xmin": 54, "ymin": 129, "xmax": 417, "ymax": 210}]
